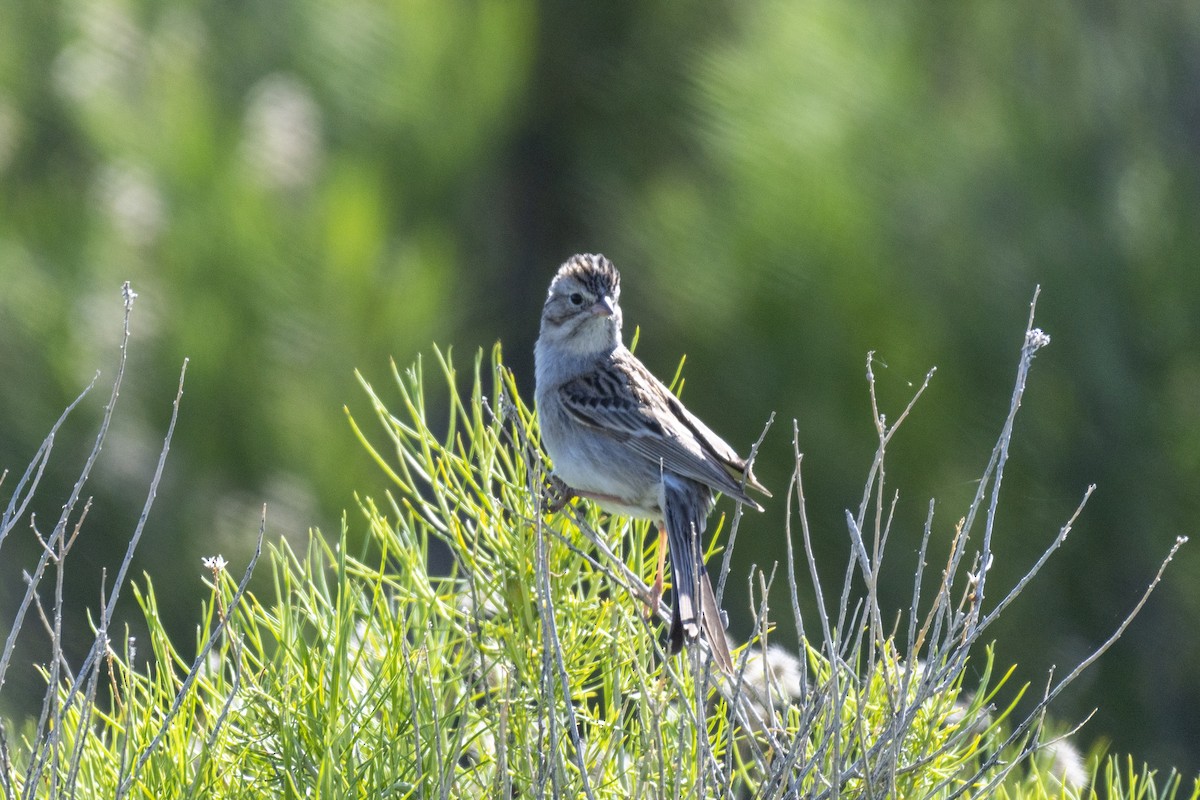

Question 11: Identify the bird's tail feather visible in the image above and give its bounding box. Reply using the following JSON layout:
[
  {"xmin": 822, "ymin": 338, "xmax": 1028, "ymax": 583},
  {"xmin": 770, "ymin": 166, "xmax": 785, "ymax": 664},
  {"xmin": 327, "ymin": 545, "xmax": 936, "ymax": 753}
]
[
  {"xmin": 697, "ymin": 569, "xmax": 733, "ymax": 672},
  {"xmin": 663, "ymin": 478, "xmax": 733, "ymax": 673}
]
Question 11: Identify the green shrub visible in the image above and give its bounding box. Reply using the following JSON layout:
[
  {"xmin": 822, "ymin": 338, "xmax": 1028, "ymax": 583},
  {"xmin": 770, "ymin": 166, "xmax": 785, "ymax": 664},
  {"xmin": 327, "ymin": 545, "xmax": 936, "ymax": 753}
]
[{"xmin": 0, "ymin": 289, "xmax": 1192, "ymax": 798}]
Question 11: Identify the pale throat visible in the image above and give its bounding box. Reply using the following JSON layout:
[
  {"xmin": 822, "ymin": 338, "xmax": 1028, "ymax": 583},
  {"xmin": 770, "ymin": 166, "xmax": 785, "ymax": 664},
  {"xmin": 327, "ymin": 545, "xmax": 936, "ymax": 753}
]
[{"xmin": 563, "ymin": 315, "xmax": 620, "ymax": 356}]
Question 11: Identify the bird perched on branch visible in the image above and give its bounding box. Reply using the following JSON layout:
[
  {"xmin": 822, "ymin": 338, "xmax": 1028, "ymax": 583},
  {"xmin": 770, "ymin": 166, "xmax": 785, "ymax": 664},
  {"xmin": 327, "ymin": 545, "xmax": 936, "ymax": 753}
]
[{"xmin": 534, "ymin": 253, "xmax": 769, "ymax": 672}]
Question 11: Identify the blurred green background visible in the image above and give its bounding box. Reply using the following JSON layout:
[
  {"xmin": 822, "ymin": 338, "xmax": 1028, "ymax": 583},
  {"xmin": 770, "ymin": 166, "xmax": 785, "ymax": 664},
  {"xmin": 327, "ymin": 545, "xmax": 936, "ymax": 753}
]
[{"xmin": 2, "ymin": 0, "xmax": 1197, "ymax": 773}]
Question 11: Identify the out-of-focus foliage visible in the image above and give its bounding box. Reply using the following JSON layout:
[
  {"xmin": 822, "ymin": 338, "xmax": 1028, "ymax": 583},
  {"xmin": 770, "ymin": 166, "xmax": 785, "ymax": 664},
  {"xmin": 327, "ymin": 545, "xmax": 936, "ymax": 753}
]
[{"xmin": 1, "ymin": 0, "xmax": 1197, "ymax": 775}]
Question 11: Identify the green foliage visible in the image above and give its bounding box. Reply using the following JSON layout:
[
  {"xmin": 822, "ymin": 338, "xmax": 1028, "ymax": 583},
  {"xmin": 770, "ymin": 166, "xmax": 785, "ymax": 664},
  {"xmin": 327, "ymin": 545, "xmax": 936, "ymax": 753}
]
[
  {"xmin": 2, "ymin": 0, "xmax": 1198, "ymax": 770},
  {"xmin": 2, "ymin": 339, "xmax": 1193, "ymax": 798}
]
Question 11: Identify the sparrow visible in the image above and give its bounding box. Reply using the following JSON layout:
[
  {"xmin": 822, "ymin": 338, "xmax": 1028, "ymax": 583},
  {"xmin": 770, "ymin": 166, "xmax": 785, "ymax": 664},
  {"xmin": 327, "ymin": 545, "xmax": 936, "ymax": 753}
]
[{"xmin": 534, "ymin": 253, "xmax": 769, "ymax": 671}]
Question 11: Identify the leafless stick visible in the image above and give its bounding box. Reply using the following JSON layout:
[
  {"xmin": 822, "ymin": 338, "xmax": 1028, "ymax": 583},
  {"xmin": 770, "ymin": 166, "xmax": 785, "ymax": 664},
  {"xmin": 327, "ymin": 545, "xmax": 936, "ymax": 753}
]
[
  {"xmin": 0, "ymin": 719, "xmax": 13, "ymax": 800},
  {"xmin": 715, "ymin": 413, "xmax": 775, "ymax": 604},
  {"xmin": 784, "ymin": 422, "xmax": 809, "ymax": 657},
  {"xmin": 0, "ymin": 377, "xmax": 96, "ymax": 554},
  {"xmin": 534, "ymin": 507, "xmax": 598, "ymax": 800},
  {"xmin": 957, "ymin": 535, "xmax": 1188, "ymax": 799},
  {"xmin": 57, "ymin": 357, "xmax": 190, "ymax": 742},
  {"xmin": 0, "ymin": 285, "xmax": 134, "ymax": 694},
  {"xmin": 970, "ymin": 288, "xmax": 1046, "ymax": 632},
  {"xmin": 973, "ymin": 485, "xmax": 1095, "ymax": 638},
  {"xmin": 906, "ymin": 500, "xmax": 936, "ymax": 661}
]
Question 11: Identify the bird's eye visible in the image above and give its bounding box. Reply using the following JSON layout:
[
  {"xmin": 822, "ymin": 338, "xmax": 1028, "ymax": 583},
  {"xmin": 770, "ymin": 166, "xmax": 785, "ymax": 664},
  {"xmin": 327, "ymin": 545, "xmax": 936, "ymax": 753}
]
[{"xmin": 568, "ymin": 292, "xmax": 584, "ymax": 306}]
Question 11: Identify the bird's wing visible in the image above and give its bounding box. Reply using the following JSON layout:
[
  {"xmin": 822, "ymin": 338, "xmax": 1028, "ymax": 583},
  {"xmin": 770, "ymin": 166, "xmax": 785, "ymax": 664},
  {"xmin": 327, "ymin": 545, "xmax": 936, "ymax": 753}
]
[{"xmin": 557, "ymin": 349, "xmax": 766, "ymax": 507}]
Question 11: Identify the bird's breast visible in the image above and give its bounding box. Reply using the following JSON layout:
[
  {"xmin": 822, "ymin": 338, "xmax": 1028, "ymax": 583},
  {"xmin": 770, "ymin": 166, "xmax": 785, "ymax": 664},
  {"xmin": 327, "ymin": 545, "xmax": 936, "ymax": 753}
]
[{"xmin": 538, "ymin": 401, "xmax": 661, "ymax": 519}]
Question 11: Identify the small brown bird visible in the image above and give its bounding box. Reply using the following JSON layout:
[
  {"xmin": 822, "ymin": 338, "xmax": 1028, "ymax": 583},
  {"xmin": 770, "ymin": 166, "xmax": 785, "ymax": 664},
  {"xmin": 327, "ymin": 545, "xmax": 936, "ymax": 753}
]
[{"xmin": 534, "ymin": 253, "xmax": 769, "ymax": 671}]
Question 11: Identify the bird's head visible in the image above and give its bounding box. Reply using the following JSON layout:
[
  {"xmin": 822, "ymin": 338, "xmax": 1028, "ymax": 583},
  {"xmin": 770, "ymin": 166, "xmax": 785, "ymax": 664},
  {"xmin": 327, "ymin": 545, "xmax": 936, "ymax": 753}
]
[{"xmin": 539, "ymin": 253, "xmax": 623, "ymax": 356}]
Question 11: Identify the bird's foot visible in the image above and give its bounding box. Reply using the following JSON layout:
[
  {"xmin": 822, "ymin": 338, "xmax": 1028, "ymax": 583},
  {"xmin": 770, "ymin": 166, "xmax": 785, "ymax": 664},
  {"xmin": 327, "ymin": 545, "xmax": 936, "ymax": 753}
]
[
  {"xmin": 542, "ymin": 474, "xmax": 577, "ymax": 513},
  {"xmin": 644, "ymin": 573, "xmax": 665, "ymax": 622}
]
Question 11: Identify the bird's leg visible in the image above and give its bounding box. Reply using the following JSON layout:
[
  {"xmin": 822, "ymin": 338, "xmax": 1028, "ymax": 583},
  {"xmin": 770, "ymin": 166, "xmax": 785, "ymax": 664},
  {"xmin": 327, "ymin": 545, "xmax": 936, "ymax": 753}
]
[
  {"xmin": 542, "ymin": 474, "xmax": 577, "ymax": 513},
  {"xmin": 542, "ymin": 477, "xmax": 670, "ymax": 626},
  {"xmin": 647, "ymin": 522, "xmax": 668, "ymax": 617}
]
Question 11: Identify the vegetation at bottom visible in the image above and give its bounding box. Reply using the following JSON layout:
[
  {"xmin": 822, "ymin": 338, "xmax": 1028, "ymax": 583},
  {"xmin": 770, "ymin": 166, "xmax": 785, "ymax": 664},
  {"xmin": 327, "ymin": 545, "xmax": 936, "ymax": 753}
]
[{"xmin": 0, "ymin": 294, "xmax": 1193, "ymax": 798}]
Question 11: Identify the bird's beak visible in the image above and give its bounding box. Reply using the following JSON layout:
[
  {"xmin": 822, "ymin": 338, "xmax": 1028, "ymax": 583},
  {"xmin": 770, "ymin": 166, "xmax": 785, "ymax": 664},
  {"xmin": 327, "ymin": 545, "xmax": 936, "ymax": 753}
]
[{"xmin": 592, "ymin": 296, "xmax": 616, "ymax": 318}]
